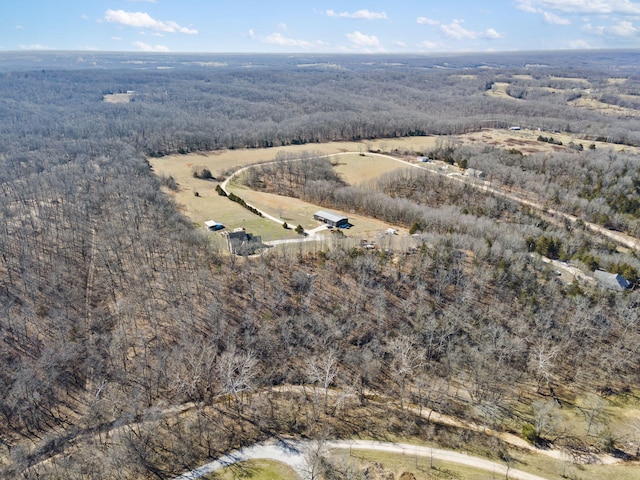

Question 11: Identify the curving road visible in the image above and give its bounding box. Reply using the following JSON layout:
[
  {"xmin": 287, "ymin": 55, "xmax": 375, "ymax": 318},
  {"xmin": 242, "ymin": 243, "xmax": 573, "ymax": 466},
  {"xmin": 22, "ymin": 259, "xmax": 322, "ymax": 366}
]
[
  {"xmin": 221, "ymin": 150, "xmax": 640, "ymax": 252},
  {"xmin": 172, "ymin": 438, "xmax": 551, "ymax": 480}
]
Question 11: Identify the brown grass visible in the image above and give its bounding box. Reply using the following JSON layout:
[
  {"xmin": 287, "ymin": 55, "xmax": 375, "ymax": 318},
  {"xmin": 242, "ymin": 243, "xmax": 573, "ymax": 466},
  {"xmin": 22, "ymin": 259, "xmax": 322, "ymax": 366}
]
[
  {"xmin": 149, "ymin": 130, "xmax": 637, "ymax": 246},
  {"xmin": 332, "ymin": 153, "xmax": 410, "ymax": 185},
  {"xmin": 203, "ymin": 459, "xmax": 300, "ymax": 480},
  {"xmin": 569, "ymin": 96, "xmax": 640, "ymax": 117}
]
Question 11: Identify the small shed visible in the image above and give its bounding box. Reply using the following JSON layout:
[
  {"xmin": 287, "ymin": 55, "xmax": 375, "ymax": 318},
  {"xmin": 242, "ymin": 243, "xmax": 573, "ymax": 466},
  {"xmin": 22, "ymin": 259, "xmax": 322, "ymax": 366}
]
[
  {"xmin": 593, "ymin": 270, "xmax": 631, "ymax": 291},
  {"xmin": 204, "ymin": 220, "xmax": 225, "ymax": 231},
  {"xmin": 313, "ymin": 210, "xmax": 349, "ymax": 228}
]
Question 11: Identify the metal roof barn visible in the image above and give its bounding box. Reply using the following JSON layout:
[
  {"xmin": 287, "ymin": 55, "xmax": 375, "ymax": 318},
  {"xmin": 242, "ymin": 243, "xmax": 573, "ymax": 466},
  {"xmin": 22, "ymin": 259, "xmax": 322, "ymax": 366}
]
[{"xmin": 313, "ymin": 210, "xmax": 349, "ymax": 227}]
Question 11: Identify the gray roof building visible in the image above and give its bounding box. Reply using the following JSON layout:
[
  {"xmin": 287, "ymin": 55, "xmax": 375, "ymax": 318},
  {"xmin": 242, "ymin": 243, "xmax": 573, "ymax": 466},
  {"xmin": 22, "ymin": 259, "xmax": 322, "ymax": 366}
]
[
  {"xmin": 593, "ymin": 270, "xmax": 631, "ymax": 291},
  {"xmin": 313, "ymin": 210, "xmax": 349, "ymax": 227}
]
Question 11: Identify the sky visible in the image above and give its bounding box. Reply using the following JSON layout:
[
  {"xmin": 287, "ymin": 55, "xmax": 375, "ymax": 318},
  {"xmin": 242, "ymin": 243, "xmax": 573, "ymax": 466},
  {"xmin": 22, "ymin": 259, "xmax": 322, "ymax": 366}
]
[{"xmin": 1, "ymin": 0, "xmax": 640, "ymax": 54}]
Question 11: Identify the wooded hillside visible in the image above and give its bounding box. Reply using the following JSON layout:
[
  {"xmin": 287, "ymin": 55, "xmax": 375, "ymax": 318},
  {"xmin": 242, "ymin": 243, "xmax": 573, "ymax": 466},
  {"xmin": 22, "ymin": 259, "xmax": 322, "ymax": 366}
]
[{"xmin": 1, "ymin": 51, "xmax": 640, "ymax": 479}]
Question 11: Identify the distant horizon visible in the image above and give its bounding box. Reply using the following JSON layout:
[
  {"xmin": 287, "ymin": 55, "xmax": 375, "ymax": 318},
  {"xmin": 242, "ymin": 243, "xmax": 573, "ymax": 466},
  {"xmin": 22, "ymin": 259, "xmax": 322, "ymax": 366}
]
[
  {"xmin": 2, "ymin": 1, "xmax": 640, "ymax": 54},
  {"xmin": 3, "ymin": 46, "xmax": 639, "ymax": 55}
]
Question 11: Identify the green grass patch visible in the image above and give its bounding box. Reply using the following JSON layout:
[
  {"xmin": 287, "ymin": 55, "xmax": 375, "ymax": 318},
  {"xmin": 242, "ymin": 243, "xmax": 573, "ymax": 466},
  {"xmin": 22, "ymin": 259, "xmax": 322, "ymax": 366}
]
[
  {"xmin": 334, "ymin": 448, "xmax": 513, "ymax": 480},
  {"xmin": 203, "ymin": 459, "xmax": 300, "ymax": 480}
]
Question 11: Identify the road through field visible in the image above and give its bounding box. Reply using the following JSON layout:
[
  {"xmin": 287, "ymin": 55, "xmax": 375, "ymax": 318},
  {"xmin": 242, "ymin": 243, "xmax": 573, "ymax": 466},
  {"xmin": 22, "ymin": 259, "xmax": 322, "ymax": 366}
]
[{"xmin": 172, "ymin": 438, "xmax": 552, "ymax": 480}]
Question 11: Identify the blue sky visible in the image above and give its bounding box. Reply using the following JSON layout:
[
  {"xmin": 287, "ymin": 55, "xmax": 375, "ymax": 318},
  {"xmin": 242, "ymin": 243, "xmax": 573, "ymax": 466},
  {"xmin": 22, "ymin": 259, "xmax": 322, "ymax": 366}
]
[{"xmin": 2, "ymin": 0, "xmax": 640, "ymax": 53}]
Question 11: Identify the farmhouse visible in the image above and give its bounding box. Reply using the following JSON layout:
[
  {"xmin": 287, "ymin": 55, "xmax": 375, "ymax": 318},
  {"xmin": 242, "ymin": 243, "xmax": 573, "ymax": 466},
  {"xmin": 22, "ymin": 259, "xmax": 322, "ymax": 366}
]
[
  {"xmin": 313, "ymin": 210, "xmax": 349, "ymax": 228},
  {"xmin": 224, "ymin": 228, "xmax": 263, "ymax": 255},
  {"xmin": 593, "ymin": 270, "xmax": 631, "ymax": 291}
]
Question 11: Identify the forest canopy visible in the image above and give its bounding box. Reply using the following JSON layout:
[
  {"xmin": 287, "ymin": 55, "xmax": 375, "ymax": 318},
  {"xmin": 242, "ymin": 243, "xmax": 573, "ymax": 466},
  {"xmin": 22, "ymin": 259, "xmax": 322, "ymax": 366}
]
[{"xmin": 1, "ymin": 50, "xmax": 640, "ymax": 479}]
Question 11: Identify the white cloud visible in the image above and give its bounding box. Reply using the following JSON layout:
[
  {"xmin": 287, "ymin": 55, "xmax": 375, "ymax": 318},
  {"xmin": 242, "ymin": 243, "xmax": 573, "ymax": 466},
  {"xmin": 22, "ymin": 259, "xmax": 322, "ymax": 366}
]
[
  {"xmin": 516, "ymin": 0, "xmax": 640, "ymax": 15},
  {"xmin": 417, "ymin": 17, "xmax": 439, "ymax": 25},
  {"xmin": 393, "ymin": 40, "xmax": 408, "ymax": 47},
  {"xmin": 584, "ymin": 20, "xmax": 639, "ymax": 36},
  {"xmin": 132, "ymin": 41, "xmax": 170, "ymax": 52},
  {"xmin": 248, "ymin": 29, "xmax": 256, "ymax": 39},
  {"xmin": 262, "ymin": 32, "xmax": 315, "ymax": 48},
  {"xmin": 277, "ymin": 22, "xmax": 288, "ymax": 31},
  {"xmin": 439, "ymin": 19, "xmax": 503, "ymax": 40},
  {"xmin": 326, "ymin": 9, "xmax": 387, "ymax": 20},
  {"xmin": 543, "ymin": 11, "xmax": 571, "ymax": 25},
  {"xmin": 609, "ymin": 20, "xmax": 638, "ymax": 35},
  {"xmin": 15, "ymin": 25, "xmax": 24, "ymax": 30},
  {"xmin": 104, "ymin": 9, "xmax": 197, "ymax": 35},
  {"xmin": 112, "ymin": 36, "xmax": 123, "ymax": 41},
  {"xmin": 19, "ymin": 44, "xmax": 53, "ymax": 50},
  {"xmin": 441, "ymin": 20, "xmax": 476, "ymax": 40},
  {"xmin": 417, "ymin": 40, "xmax": 439, "ymax": 50},
  {"xmin": 569, "ymin": 39, "xmax": 592, "ymax": 48},
  {"xmin": 483, "ymin": 28, "xmax": 504, "ymax": 39},
  {"xmin": 346, "ymin": 31, "xmax": 381, "ymax": 47}
]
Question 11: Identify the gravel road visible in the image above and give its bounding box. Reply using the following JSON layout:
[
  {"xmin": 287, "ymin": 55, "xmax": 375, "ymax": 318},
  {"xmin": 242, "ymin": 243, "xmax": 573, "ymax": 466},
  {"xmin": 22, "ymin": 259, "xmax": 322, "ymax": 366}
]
[{"xmin": 173, "ymin": 438, "xmax": 551, "ymax": 480}]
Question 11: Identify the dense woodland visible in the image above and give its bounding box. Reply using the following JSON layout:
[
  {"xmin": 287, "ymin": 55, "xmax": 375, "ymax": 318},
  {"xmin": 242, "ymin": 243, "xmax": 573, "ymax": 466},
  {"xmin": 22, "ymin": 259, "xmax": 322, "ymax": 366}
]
[{"xmin": 2, "ymin": 51, "xmax": 640, "ymax": 478}]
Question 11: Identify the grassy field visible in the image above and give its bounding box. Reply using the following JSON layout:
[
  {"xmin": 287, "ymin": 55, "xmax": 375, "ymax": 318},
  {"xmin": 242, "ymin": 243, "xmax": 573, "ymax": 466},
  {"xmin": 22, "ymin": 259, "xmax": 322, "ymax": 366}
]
[
  {"xmin": 149, "ymin": 130, "xmax": 637, "ymax": 248},
  {"xmin": 569, "ymin": 96, "xmax": 640, "ymax": 117},
  {"xmin": 151, "ymin": 149, "xmax": 414, "ymax": 244},
  {"xmin": 203, "ymin": 459, "xmax": 299, "ymax": 480},
  {"xmin": 103, "ymin": 93, "xmax": 132, "ymax": 103},
  {"xmin": 486, "ymin": 81, "xmax": 521, "ymax": 100},
  {"xmin": 331, "ymin": 152, "xmax": 411, "ymax": 186},
  {"xmin": 336, "ymin": 449, "xmax": 526, "ymax": 480},
  {"xmin": 459, "ymin": 128, "xmax": 639, "ymax": 154},
  {"xmin": 228, "ymin": 178, "xmax": 408, "ymax": 240},
  {"xmin": 198, "ymin": 445, "xmax": 640, "ymax": 480}
]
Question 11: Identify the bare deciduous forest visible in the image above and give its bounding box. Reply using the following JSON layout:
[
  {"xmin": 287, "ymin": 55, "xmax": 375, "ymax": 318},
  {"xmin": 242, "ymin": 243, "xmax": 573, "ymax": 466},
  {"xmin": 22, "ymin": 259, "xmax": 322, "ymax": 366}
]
[{"xmin": 1, "ymin": 51, "xmax": 640, "ymax": 479}]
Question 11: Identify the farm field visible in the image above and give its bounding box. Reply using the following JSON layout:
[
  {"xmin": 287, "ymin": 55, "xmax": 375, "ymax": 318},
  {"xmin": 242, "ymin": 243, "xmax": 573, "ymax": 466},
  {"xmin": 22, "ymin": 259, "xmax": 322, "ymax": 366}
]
[
  {"xmin": 151, "ymin": 128, "xmax": 638, "ymax": 249},
  {"xmin": 151, "ymin": 148, "xmax": 417, "ymax": 244},
  {"xmin": 458, "ymin": 128, "xmax": 639, "ymax": 154},
  {"xmin": 331, "ymin": 152, "xmax": 412, "ymax": 185}
]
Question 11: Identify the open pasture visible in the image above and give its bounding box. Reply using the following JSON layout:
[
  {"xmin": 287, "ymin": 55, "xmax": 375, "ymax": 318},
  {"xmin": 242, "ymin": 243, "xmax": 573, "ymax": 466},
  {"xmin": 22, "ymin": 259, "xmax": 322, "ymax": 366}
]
[
  {"xmin": 459, "ymin": 127, "xmax": 638, "ymax": 154},
  {"xmin": 229, "ymin": 178, "xmax": 407, "ymax": 240},
  {"xmin": 203, "ymin": 459, "xmax": 299, "ymax": 480},
  {"xmin": 331, "ymin": 152, "xmax": 411, "ymax": 185},
  {"xmin": 103, "ymin": 93, "xmax": 132, "ymax": 103},
  {"xmin": 151, "ymin": 150, "xmax": 410, "ymax": 244},
  {"xmin": 569, "ymin": 96, "xmax": 640, "ymax": 117}
]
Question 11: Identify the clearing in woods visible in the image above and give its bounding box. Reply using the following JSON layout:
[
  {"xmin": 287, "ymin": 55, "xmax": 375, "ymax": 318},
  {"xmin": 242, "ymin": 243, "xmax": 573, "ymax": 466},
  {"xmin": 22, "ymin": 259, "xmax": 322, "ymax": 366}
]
[
  {"xmin": 103, "ymin": 93, "xmax": 133, "ymax": 103},
  {"xmin": 149, "ymin": 130, "xmax": 635, "ymax": 245},
  {"xmin": 150, "ymin": 145, "xmax": 424, "ymax": 242}
]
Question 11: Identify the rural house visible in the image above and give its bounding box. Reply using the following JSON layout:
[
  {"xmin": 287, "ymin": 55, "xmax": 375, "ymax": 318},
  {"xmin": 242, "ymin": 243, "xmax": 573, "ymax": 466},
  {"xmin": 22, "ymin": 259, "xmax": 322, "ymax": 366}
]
[
  {"xmin": 313, "ymin": 210, "xmax": 349, "ymax": 228},
  {"xmin": 224, "ymin": 228, "xmax": 263, "ymax": 255},
  {"xmin": 592, "ymin": 270, "xmax": 631, "ymax": 291}
]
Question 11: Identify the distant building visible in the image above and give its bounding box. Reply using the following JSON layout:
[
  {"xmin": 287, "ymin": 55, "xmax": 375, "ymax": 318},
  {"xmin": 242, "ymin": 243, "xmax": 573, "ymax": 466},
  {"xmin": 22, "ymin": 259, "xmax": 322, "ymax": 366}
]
[
  {"xmin": 592, "ymin": 270, "xmax": 631, "ymax": 291},
  {"xmin": 313, "ymin": 210, "xmax": 349, "ymax": 228},
  {"xmin": 417, "ymin": 156, "xmax": 430, "ymax": 162},
  {"xmin": 464, "ymin": 168, "xmax": 485, "ymax": 179},
  {"xmin": 509, "ymin": 126, "xmax": 521, "ymax": 131}
]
